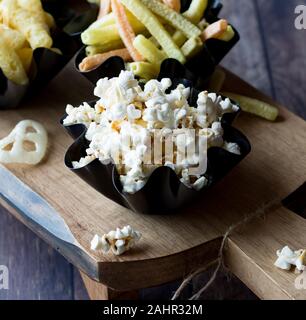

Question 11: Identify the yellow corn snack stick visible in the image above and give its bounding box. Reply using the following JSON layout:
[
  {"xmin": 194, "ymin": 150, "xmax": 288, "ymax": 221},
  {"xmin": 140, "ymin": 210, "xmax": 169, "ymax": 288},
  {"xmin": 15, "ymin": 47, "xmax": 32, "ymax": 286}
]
[
  {"xmin": 84, "ymin": 11, "xmax": 144, "ymax": 35},
  {"xmin": 172, "ymin": 30, "xmax": 186, "ymax": 47},
  {"xmin": 86, "ymin": 41, "xmax": 124, "ymax": 56},
  {"xmin": 141, "ymin": 0, "xmax": 201, "ymax": 38},
  {"xmin": 128, "ymin": 61, "xmax": 159, "ymax": 80},
  {"xmin": 98, "ymin": 0, "xmax": 111, "ymax": 19},
  {"xmin": 208, "ymin": 68, "xmax": 226, "ymax": 92},
  {"xmin": 162, "ymin": 0, "xmax": 181, "ymax": 12},
  {"xmin": 201, "ymin": 19, "xmax": 228, "ymax": 41},
  {"xmin": 79, "ymin": 48, "xmax": 132, "ymax": 72},
  {"xmin": 44, "ymin": 12, "xmax": 55, "ymax": 29},
  {"xmin": 0, "ymin": 24, "xmax": 27, "ymax": 50},
  {"xmin": 147, "ymin": 0, "xmax": 206, "ymax": 49},
  {"xmin": 5, "ymin": 0, "xmax": 52, "ymax": 49},
  {"xmin": 164, "ymin": 23, "xmax": 176, "ymax": 35},
  {"xmin": 86, "ymin": 12, "xmax": 116, "ymax": 30},
  {"xmin": 121, "ymin": 0, "xmax": 186, "ymax": 64},
  {"xmin": 18, "ymin": 0, "xmax": 55, "ymax": 28},
  {"xmin": 82, "ymin": 25, "xmax": 123, "ymax": 46},
  {"xmin": 1, "ymin": 0, "xmax": 17, "ymax": 25},
  {"xmin": 183, "ymin": 0, "xmax": 208, "ymax": 24},
  {"xmin": 198, "ymin": 19, "xmax": 209, "ymax": 30},
  {"xmin": 111, "ymin": 0, "xmax": 143, "ymax": 61},
  {"xmin": 82, "ymin": 18, "xmax": 145, "ymax": 46},
  {"xmin": 148, "ymin": 36, "xmax": 160, "ymax": 48},
  {"xmin": 0, "ymin": 36, "xmax": 28, "ymax": 85},
  {"xmin": 217, "ymin": 25, "xmax": 235, "ymax": 41},
  {"xmin": 133, "ymin": 35, "xmax": 167, "ymax": 67},
  {"xmin": 17, "ymin": 0, "xmax": 43, "ymax": 11},
  {"xmin": 222, "ymin": 92, "xmax": 279, "ymax": 121},
  {"xmin": 17, "ymin": 47, "xmax": 33, "ymax": 73},
  {"xmin": 22, "ymin": 22, "xmax": 52, "ymax": 50},
  {"xmin": 181, "ymin": 36, "xmax": 203, "ymax": 59}
]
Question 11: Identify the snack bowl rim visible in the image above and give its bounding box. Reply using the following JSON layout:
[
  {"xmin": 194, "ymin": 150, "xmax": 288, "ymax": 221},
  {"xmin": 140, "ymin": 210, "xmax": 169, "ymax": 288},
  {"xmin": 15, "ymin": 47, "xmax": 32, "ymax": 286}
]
[
  {"xmin": 60, "ymin": 89, "xmax": 251, "ymax": 215},
  {"xmin": 74, "ymin": 0, "xmax": 240, "ymax": 86},
  {"xmin": 0, "ymin": 0, "xmax": 98, "ymax": 110}
]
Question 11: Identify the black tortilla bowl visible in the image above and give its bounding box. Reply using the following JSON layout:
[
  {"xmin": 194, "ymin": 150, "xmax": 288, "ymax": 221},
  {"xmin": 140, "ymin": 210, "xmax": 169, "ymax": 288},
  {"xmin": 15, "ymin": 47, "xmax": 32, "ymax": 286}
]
[
  {"xmin": 61, "ymin": 76, "xmax": 251, "ymax": 215},
  {"xmin": 0, "ymin": 0, "xmax": 98, "ymax": 110},
  {"xmin": 74, "ymin": 0, "xmax": 239, "ymax": 89}
]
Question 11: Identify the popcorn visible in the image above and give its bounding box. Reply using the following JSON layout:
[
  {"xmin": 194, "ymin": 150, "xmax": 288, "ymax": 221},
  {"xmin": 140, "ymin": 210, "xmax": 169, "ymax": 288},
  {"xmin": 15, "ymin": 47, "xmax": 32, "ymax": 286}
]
[
  {"xmin": 211, "ymin": 121, "xmax": 223, "ymax": 135},
  {"xmin": 180, "ymin": 168, "xmax": 208, "ymax": 190},
  {"xmin": 197, "ymin": 91, "xmax": 218, "ymax": 125},
  {"xmin": 127, "ymin": 104, "xmax": 142, "ymax": 121},
  {"xmin": 64, "ymin": 71, "xmax": 240, "ymax": 193},
  {"xmin": 63, "ymin": 102, "xmax": 100, "ymax": 127},
  {"xmin": 94, "ymin": 71, "xmax": 140, "ymax": 111},
  {"xmin": 72, "ymin": 155, "xmax": 95, "ymax": 169},
  {"xmin": 120, "ymin": 175, "xmax": 146, "ymax": 194},
  {"xmin": 220, "ymin": 97, "xmax": 239, "ymax": 113},
  {"xmin": 223, "ymin": 142, "xmax": 241, "ymax": 155},
  {"xmin": 274, "ymin": 246, "xmax": 306, "ymax": 271},
  {"xmin": 90, "ymin": 225, "xmax": 142, "ymax": 256},
  {"xmin": 193, "ymin": 176, "xmax": 208, "ymax": 191}
]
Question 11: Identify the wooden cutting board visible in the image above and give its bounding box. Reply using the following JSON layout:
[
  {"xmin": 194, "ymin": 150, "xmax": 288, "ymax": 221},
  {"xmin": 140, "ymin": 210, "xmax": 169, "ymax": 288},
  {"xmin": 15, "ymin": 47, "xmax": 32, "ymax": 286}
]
[{"xmin": 0, "ymin": 63, "xmax": 305, "ymax": 300}]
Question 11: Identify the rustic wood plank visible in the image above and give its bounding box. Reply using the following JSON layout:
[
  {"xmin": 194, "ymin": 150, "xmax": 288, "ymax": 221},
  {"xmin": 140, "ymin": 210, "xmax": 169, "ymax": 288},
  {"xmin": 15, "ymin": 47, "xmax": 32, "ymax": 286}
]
[
  {"xmin": 0, "ymin": 169, "xmax": 98, "ymax": 281},
  {"xmin": 255, "ymin": 0, "xmax": 306, "ymax": 117},
  {"xmin": 1, "ymin": 63, "xmax": 306, "ymax": 299},
  {"xmin": 221, "ymin": 0, "xmax": 273, "ymax": 95},
  {"xmin": 222, "ymin": 70, "xmax": 306, "ymax": 300},
  {"xmin": 226, "ymin": 207, "xmax": 306, "ymax": 300},
  {"xmin": 193, "ymin": 0, "xmax": 274, "ymax": 298},
  {"xmin": 0, "ymin": 206, "xmax": 74, "ymax": 300},
  {"xmin": 1, "ymin": 1, "xmax": 305, "ymax": 300},
  {"xmin": 81, "ymin": 272, "xmax": 139, "ymax": 300},
  {"xmin": 73, "ymin": 268, "xmax": 90, "ymax": 300},
  {"xmin": 0, "ymin": 63, "xmax": 223, "ymax": 290}
]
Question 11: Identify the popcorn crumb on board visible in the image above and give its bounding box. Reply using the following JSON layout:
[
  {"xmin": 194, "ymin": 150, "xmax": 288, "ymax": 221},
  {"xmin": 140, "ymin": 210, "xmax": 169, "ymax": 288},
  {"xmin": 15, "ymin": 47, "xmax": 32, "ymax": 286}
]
[
  {"xmin": 274, "ymin": 246, "xmax": 306, "ymax": 272},
  {"xmin": 91, "ymin": 225, "xmax": 142, "ymax": 256}
]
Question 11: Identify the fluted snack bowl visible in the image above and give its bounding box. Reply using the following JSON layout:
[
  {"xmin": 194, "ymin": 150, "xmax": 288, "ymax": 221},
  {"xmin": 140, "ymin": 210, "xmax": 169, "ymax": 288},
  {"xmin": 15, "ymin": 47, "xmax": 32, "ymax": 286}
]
[
  {"xmin": 61, "ymin": 68, "xmax": 251, "ymax": 215},
  {"xmin": 0, "ymin": 0, "xmax": 98, "ymax": 110},
  {"xmin": 75, "ymin": 0, "xmax": 240, "ymax": 88}
]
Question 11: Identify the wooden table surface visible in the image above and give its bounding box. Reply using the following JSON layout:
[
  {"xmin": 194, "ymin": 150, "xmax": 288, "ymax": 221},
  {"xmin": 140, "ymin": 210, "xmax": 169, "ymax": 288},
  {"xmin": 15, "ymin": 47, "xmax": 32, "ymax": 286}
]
[{"xmin": 0, "ymin": 0, "xmax": 305, "ymax": 300}]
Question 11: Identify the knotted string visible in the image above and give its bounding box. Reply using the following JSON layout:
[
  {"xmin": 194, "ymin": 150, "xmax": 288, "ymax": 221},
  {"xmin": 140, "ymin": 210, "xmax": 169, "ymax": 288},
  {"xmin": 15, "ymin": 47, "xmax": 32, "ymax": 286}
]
[{"xmin": 172, "ymin": 200, "xmax": 281, "ymax": 300}]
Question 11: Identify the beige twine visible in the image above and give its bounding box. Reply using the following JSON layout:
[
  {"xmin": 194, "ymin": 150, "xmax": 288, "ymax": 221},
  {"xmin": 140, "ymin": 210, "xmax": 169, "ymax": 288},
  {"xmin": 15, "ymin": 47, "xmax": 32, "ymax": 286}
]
[{"xmin": 172, "ymin": 200, "xmax": 281, "ymax": 300}]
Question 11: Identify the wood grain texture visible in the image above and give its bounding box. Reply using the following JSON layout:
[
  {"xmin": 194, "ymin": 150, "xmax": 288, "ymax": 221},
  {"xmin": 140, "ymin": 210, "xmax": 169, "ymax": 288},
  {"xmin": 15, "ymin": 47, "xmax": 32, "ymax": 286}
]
[
  {"xmin": 226, "ymin": 207, "xmax": 306, "ymax": 300},
  {"xmin": 1, "ymin": 62, "xmax": 306, "ymax": 299},
  {"xmin": 222, "ymin": 70, "xmax": 306, "ymax": 300},
  {"xmin": 195, "ymin": 0, "xmax": 275, "ymax": 298},
  {"xmin": 73, "ymin": 268, "xmax": 90, "ymax": 300},
  {"xmin": 222, "ymin": 0, "xmax": 273, "ymax": 96},
  {"xmin": 81, "ymin": 273, "xmax": 139, "ymax": 300},
  {"xmin": 255, "ymin": 0, "xmax": 306, "ymax": 118},
  {"xmin": 0, "ymin": 167, "xmax": 98, "ymax": 280},
  {"xmin": 0, "ymin": 206, "xmax": 73, "ymax": 300},
  {"xmin": 1, "ymin": 1, "xmax": 306, "ymax": 300}
]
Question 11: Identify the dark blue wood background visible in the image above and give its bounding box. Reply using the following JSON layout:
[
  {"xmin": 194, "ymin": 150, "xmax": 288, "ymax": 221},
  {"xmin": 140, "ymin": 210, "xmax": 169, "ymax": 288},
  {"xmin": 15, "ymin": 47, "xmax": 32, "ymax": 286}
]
[{"xmin": 1, "ymin": 0, "xmax": 305, "ymax": 299}]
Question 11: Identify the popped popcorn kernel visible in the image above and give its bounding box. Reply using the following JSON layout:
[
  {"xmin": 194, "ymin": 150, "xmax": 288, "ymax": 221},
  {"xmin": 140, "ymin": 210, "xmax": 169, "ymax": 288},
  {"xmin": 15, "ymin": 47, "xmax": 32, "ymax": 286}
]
[{"xmin": 64, "ymin": 71, "xmax": 240, "ymax": 193}]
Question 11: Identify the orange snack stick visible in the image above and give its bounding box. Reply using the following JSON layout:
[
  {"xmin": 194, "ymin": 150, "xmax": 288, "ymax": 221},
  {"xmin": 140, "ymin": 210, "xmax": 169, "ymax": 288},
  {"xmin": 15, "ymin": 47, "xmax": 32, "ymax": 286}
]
[
  {"xmin": 201, "ymin": 19, "xmax": 228, "ymax": 41},
  {"xmin": 111, "ymin": 0, "xmax": 143, "ymax": 61},
  {"xmin": 79, "ymin": 48, "xmax": 132, "ymax": 71},
  {"xmin": 98, "ymin": 0, "xmax": 111, "ymax": 19}
]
